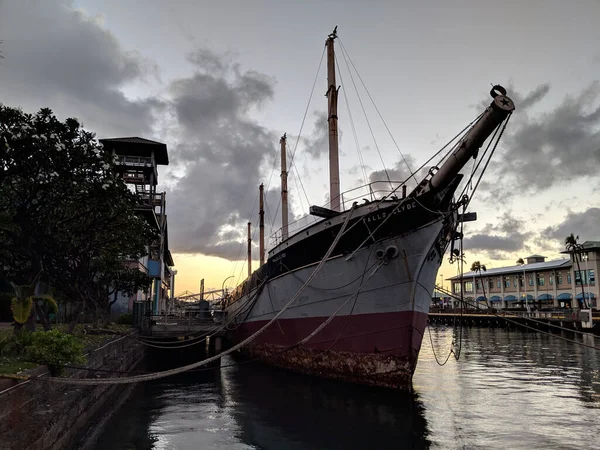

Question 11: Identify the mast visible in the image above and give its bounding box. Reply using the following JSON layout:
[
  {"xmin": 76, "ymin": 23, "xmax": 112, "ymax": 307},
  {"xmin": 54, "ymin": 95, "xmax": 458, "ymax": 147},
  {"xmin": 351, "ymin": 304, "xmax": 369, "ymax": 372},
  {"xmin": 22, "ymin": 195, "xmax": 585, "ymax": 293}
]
[
  {"xmin": 280, "ymin": 133, "xmax": 289, "ymax": 240},
  {"xmin": 247, "ymin": 222, "xmax": 252, "ymax": 278},
  {"xmin": 259, "ymin": 183, "xmax": 265, "ymax": 265},
  {"xmin": 326, "ymin": 26, "xmax": 341, "ymax": 212}
]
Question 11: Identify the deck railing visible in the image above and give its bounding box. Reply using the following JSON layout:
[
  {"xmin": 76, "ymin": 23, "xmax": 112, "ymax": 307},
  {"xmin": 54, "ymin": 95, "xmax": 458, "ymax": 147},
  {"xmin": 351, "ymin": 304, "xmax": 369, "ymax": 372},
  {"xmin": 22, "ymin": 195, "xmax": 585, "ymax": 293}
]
[{"xmin": 268, "ymin": 180, "xmax": 406, "ymax": 247}]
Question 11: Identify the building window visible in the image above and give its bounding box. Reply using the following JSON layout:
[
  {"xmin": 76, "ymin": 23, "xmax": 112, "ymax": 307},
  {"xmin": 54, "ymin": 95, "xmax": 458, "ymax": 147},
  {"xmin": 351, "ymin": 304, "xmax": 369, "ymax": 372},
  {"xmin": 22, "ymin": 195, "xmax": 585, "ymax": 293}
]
[
  {"xmin": 574, "ymin": 270, "xmax": 587, "ymax": 285},
  {"xmin": 453, "ymin": 282, "xmax": 462, "ymax": 293},
  {"xmin": 528, "ymin": 277, "xmax": 534, "ymax": 287},
  {"xmin": 567, "ymin": 273, "xmax": 572, "ymax": 284},
  {"xmin": 465, "ymin": 281, "xmax": 473, "ymax": 293},
  {"xmin": 489, "ymin": 280, "xmax": 494, "ymax": 289},
  {"xmin": 557, "ymin": 274, "xmax": 563, "ymax": 284},
  {"xmin": 537, "ymin": 277, "xmax": 544, "ymax": 286},
  {"xmin": 504, "ymin": 278, "xmax": 510, "ymax": 288},
  {"xmin": 497, "ymin": 280, "xmax": 501, "ymax": 288},
  {"xmin": 476, "ymin": 280, "xmax": 481, "ymax": 290},
  {"xmin": 549, "ymin": 276, "xmax": 554, "ymax": 285},
  {"xmin": 519, "ymin": 278, "xmax": 524, "ymax": 287},
  {"xmin": 589, "ymin": 270, "xmax": 595, "ymax": 285},
  {"xmin": 513, "ymin": 279, "xmax": 517, "ymax": 287}
]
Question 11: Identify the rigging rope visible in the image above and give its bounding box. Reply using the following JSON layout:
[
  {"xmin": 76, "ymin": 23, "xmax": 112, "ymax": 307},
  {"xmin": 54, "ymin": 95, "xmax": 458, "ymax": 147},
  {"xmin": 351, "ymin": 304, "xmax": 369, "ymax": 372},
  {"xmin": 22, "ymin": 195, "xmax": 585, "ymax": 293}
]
[
  {"xmin": 270, "ymin": 45, "xmax": 326, "ymax": 232},
  {"xmin": 333, "ymin": 54, "xmax": 369, "ymax": 188},
  {"xmin": 338, "ymin": 38, "xmax": 416, "ymax": 185},
  {"xmin": 335, "ymin": 51, "xmax": 391, "ymax": 189}
]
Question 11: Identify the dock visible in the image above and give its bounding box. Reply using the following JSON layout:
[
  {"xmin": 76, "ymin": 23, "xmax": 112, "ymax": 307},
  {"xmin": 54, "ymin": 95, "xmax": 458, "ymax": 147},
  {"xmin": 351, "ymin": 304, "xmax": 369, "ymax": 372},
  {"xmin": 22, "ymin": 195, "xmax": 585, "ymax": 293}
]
[{"xmin": 428, "ymin": 309, "xmax": 600, "ymax": 335}]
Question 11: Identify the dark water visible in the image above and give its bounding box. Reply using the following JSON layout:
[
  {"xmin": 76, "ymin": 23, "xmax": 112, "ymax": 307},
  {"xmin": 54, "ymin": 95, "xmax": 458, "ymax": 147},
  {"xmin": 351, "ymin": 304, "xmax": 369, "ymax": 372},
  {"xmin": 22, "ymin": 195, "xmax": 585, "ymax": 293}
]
[{"xmin": 93, "ymin": 327, "xmax": 600, "ymax": 449}]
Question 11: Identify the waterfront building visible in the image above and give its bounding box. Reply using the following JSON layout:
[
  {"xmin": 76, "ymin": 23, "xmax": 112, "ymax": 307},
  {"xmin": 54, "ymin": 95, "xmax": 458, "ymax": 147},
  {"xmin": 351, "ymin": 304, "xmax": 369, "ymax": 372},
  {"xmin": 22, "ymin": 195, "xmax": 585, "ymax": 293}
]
[
  {"xmin": 99, "ymin": 137, "xmax": 175, "ymax": 318},
  {"xmin": 447, "ymin": 244, "xmax": 600, "ymax": 310}
]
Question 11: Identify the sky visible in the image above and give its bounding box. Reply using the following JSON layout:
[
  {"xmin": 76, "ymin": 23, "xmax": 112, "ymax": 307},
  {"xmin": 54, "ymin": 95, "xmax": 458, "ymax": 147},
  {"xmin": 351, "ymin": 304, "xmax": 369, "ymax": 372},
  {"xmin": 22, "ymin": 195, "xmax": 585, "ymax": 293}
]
[{"xmin": 1, "ymin": 0, "xmax": 599, "ymax": 294}]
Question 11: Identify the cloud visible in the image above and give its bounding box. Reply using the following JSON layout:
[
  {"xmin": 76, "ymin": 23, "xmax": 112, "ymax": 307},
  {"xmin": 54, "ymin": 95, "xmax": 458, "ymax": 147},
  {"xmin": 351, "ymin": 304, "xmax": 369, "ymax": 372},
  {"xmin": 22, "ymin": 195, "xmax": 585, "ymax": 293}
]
[
  {"xmin": 463, "ymin": 214, "xmax": 532, "ymax": 256},
  {"xmin": 477, "ymin": 82, "xmax": 600, "ymax": 203},
  {"xmin": 0, "ymin": 0, "xmax": 162, "ymax": 138},
  {"xmin": 301, "ymin": 111, "xmax": 329, "ymax": 158},
  {"xmin": 162, "ymin": 49, "xmax": 281, "ymax": 258},
  {"xmin": 543, "ymin": 207, "xmax": 600, "ymax": 244}
]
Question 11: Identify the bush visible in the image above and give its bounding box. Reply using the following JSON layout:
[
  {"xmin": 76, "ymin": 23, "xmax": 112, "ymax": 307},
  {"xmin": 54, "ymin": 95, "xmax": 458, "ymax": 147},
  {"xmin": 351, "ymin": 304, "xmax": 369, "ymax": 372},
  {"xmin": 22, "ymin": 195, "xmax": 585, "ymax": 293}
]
[
  {"xmin": 12, "ymin": 329, "xmax": 34, "ymax": 354},
  {"xmin": 26, "ymin": 329, "xmax": 86, "ymax": 376},
  {"xmin": 116, "ymin": 313, "xmax": 133, "ymax": 325}
]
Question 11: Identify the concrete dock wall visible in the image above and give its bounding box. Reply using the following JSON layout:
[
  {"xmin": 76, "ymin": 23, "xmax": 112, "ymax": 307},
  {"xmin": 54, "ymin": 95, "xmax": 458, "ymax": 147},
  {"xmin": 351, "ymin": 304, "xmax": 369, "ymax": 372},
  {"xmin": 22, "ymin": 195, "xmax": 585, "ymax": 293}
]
[{"xmin": 0, "ymin": 333, "xmax": 146, "ymax": 450}]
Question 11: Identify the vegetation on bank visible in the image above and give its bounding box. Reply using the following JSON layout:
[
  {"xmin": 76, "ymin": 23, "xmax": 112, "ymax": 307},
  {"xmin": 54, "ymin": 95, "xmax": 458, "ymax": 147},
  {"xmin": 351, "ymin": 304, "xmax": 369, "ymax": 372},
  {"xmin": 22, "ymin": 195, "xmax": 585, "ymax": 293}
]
[
  {"xmin": 0, "ymin": 322, "xmax": 132, "ymax": 375},
  {"xmin": 0, "ymin": 105, "xmax": 154, "ymax": 336}
]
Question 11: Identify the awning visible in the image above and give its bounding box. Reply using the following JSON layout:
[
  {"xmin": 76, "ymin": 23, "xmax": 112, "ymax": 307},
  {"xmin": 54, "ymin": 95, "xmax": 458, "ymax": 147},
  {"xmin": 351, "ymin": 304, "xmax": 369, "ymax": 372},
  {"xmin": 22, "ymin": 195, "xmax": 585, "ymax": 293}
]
[
  {"xmin": 520, "ymin": 294, "xmax": 534, "ymax": 301},
  {"xmin": 476, "ymin": 296, "xmax": 487, "ymax": 302},
  {"xmin": 537, "ymin": 293, "xmax": 553, "ymax": 301},
  {"xmin": 504, "ymin": 295, "xmax": 517, "ymax": 302},
  {"xmin": 556, "ymin": 293, "xmax": 572, "ymax": 300},
  {"xmin": 575, "ymin": 292, "xmax": 596, "ymax": 300},
  {"xmin": 490, "ymin": 295, "xmax": 502, "ymax": 302}
]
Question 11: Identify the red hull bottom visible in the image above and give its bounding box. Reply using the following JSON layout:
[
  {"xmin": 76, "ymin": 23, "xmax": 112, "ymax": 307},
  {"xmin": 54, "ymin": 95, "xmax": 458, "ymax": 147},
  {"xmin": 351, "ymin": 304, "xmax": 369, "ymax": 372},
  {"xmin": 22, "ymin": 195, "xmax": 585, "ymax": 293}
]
[{"xmin": 229, "ymin": 311, "xmax": 428, "ymax": 389}]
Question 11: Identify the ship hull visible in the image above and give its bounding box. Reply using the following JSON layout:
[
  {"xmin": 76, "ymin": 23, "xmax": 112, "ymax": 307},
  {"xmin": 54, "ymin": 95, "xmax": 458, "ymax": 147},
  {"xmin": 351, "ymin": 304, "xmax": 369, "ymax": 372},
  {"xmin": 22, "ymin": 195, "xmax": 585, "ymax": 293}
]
[{"xmin": 226, "ymin": 216, "xmax": 447, "ymax": 389}]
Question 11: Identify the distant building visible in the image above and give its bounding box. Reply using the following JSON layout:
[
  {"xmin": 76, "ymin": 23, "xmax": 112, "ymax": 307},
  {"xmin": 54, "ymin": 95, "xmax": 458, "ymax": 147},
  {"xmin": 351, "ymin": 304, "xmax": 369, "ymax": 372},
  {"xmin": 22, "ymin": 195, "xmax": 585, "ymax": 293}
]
[
  {"xmin": 447, "ymin": 243, "xmax": 600, "ymax": 310},
  {"xmin": 100, "ymin": 137, "xmax": 175, "ymax": 318}
]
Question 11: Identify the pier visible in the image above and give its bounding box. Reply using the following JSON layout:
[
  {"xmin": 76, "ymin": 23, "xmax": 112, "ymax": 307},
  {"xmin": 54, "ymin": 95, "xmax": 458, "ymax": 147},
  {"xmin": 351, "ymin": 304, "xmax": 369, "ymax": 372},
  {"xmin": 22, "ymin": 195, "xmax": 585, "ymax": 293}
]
[{"xmin": 428, "ymin": 309, "xmax": 600, "ymax": 335}]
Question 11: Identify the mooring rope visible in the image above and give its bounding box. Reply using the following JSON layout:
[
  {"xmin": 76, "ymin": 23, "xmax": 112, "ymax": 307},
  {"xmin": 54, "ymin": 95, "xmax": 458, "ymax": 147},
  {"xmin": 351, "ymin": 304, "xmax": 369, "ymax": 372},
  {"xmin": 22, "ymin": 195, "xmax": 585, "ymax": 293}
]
[{"xmin": 34, "ymin": 204, "xmax": 357, "ymax": 385}]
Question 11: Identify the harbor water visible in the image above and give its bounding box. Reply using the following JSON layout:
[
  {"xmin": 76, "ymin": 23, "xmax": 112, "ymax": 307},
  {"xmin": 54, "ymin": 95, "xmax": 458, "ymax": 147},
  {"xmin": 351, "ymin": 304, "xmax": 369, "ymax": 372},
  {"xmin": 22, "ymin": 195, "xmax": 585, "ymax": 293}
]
[{"xmin": 91, "ymin": 327, "xmax": 600, "ymax": 449}]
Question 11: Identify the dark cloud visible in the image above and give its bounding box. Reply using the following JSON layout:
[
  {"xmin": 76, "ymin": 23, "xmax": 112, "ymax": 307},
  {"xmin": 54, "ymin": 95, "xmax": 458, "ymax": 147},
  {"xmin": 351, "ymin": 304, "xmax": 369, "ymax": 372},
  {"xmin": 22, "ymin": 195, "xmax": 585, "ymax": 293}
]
[
  {"xmin": 477, "ymin": 82, "xmax": 600, "ymax": 203},
  {"xmin": 301, "ymin": 111, "xmax": 329, "ymax": 158},
  {"xmin": 463, "ymin": 214, "xmax": 532, "ymax": 255},
  {"xmin": 0, "ymin": 0, "xmax": 162, "ymax": 137},
  {"xmin": 163, "ymin": 50, "xmax": 281, "ymax": 258},
  {"xmin": 543, "ymin": 207, "xmax": 600, "ymax": 244}
]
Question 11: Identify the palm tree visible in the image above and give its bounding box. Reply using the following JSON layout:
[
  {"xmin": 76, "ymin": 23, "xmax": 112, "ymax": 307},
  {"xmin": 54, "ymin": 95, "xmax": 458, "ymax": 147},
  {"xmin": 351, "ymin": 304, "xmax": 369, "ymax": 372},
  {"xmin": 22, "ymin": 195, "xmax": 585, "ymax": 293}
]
[
  {"xmin": 565, "ymin": 234, "xmax": 588, "ymax": 309},
  {"xmin": 470, "ymin": 261, "xmax": 487, "ymax": 309},
  {"xmin": 516, "ymin": 258, "xmax": 528, "ymax": 311}
]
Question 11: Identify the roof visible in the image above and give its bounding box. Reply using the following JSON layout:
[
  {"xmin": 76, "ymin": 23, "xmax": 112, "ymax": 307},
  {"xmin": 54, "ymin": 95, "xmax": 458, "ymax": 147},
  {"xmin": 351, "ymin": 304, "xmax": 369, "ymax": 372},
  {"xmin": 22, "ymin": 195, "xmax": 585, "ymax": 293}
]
[
  {"xmin": 525, "ymin": 254, "xmax": 546, "ymax": 259},
  {"xmin": 99, "ymin": 137, "xmax": 169, "ymax": 165},
  {"xmin": 447, "ymin": 258, "xmax": 571, "ymax": 280},
  {"xmin": 560, "ymin": 240, "xmax": 600, "ymax": 254}
]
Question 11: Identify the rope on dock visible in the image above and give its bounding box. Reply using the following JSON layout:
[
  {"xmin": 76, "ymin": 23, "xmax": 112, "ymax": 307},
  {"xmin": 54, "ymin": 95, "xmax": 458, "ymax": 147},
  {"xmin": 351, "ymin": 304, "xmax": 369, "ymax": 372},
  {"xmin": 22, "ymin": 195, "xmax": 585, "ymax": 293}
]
[{"xmin": 35, "ymin": 204, "xmax": 357, "ymax": 385}]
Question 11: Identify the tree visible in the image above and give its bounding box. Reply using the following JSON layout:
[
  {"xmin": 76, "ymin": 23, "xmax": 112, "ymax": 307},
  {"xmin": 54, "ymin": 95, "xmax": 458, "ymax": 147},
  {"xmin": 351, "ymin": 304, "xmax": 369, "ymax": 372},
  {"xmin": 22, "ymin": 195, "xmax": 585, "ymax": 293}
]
[
  {"xmin": 0, "ymin": 105, "xmax": 156, "ymax": 331},
  {"xmin": 565, "ymin": 234, "xmax": 588, "ymax": 309},
  {"xmin": 470, "ymin": 260, "xmax": 487, "ymax": 309},
  {"xmin": 516, "ymin": 258, "xmax": 524, "ymax": 266}
]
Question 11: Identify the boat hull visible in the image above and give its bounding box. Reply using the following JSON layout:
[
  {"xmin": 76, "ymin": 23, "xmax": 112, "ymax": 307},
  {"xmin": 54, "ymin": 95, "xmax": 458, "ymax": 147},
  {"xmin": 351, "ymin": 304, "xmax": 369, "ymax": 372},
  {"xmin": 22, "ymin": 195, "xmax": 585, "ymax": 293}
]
[
  {"xmin": 226, "ymin": 218, "xmax": 446, "ymax": 389},
  {"xmin": 231, "ymin": 310, "xmax": 428, "ymax": 389}
]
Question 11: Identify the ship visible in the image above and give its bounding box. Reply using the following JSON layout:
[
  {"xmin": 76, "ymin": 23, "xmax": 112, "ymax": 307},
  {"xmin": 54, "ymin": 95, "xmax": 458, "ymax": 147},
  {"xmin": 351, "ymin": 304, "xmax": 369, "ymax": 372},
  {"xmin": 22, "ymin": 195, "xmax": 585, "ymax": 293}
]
[{"xmin": 223, "ymin": 28, "xmax": 515, "ymax": 389}]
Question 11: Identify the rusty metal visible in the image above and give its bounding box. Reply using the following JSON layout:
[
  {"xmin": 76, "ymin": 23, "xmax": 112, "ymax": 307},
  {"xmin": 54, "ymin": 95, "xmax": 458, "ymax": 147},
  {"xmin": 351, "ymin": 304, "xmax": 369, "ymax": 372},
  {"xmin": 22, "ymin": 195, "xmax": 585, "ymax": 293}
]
[{"xmin": 243, "ymin": 344, "xmax": 415, "ymax": 390}]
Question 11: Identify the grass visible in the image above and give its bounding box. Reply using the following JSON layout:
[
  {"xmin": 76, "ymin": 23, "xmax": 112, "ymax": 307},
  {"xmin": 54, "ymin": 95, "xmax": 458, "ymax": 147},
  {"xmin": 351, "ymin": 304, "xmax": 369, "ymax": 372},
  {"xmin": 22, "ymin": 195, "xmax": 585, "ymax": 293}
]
[
  {"xmin": 0, "ymin": 323, "xmax": 134, "ymax": 375},
  {"xmin": 0, "ymin": 356, "xmax": 37, "ymax": 375}
]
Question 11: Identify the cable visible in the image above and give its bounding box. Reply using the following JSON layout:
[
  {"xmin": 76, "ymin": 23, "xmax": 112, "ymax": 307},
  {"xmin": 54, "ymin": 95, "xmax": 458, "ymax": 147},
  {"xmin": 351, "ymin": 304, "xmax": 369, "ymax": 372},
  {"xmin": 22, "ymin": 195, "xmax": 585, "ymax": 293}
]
[
  {"xmin": 270, "ymin": 46, "xmax": 326, "ymax": 232},
  {"xmin": 335, "ymin": 52, "xmax": 385, "ymax": 188},
  {"xmin": 434, "ymin": 287, "xmax": 600, "ymax": 351},
  {"xmin": 338, "ymin": 38, "xmax": 416, "ymax": 185},
  {"xmin": 335, "ymin": 47, "xmax": 392, "ymax": 189}
]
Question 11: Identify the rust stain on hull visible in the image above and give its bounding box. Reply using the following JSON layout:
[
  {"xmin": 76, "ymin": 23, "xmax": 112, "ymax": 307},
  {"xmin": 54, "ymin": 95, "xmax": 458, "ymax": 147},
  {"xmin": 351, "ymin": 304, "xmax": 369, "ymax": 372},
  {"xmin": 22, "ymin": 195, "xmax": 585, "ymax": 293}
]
[{"xmin": 244, "ymin": 344, "xmax": 416, "ymax": 390}]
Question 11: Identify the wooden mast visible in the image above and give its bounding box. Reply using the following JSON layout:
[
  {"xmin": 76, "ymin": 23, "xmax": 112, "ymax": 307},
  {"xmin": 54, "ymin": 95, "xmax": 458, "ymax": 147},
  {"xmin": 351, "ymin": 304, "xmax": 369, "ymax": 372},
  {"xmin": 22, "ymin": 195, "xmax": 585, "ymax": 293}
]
[
  {"xmin": 280, "ymin": 133, "xmax": 289, "ymax": 240},
  {"xmin": 326, "ymin": 26, "xmax": 341, "ymax": 212},
  {"xmin": 259, "ymin": 183, "xmax": 265, "ymax": 265},
  {"xmin": 247, "ymin": 222, "xmax": 252, "ymax": 278}
]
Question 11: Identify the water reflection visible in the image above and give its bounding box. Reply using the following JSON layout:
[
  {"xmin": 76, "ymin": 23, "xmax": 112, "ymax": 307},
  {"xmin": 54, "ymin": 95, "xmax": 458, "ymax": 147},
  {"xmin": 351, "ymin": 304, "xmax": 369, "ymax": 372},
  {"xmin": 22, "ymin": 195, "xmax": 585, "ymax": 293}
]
[
  {"xmin": 92, "ymin": 327, "xmax": 600, "ymax": 450},
  {"xmin": 222, "ymin": 359, "xmax": 429, "ymax": 450}
]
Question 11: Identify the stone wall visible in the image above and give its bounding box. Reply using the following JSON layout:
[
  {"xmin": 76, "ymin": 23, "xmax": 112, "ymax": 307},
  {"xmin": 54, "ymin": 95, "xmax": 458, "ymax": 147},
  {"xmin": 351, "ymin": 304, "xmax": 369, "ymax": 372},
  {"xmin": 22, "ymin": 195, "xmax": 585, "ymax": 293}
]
[{"xmin": 0, "ymin": 333, "xmax": 146, "ymax": 450}]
